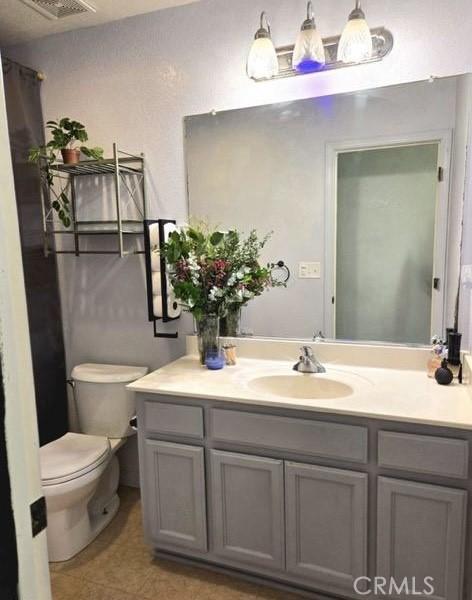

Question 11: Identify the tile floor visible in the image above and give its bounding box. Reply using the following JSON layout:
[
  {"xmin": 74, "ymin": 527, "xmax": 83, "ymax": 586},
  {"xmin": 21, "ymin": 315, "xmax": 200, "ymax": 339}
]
[{"xmin": 50, "ymin": 486, "xmax": 302, "ymax": 600}]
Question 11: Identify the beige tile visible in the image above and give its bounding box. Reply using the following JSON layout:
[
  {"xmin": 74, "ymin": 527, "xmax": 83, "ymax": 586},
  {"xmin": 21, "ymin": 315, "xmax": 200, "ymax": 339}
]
[
  {"xmin": 50, "ymin": 573, "xmax": 80, "ymax": 600},
  {"xmin": 51, "ymin": 535, "xmax": 109, "ymax": 575},
  {"xmin": 50, "ymin": 486, "xmax": 302, "ymax": 600},
  {"xmin": 97, "ymin": 503, "xmax": 145, "ymax": 548},
  {"xmin": 51, "ymin": 572, "xmax": 139, "ymax": 600},
  {"xmin": 81, "ymin": 581, "xmax": 140, "ymax": 600},
  {"xmin": 60, "ymin": 541, "xmax": 155, "ymax": 595},
  {"xmin": 139, "ymin": 557, "xmax": 302, "ymax": 600},
  {"xmin": 118, "ymin": 485, "xmax": 141, "ymax": 505}
]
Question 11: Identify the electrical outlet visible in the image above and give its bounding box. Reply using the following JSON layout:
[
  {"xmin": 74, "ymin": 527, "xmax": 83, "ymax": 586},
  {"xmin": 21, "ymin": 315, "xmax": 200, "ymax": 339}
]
[
  {"xmin": 298, "ymin": 262, "xmax": 321, "ymax": 279},
  {"xmin": 461, "ymin": 264, "xmax": 472, "ymax": 286}
]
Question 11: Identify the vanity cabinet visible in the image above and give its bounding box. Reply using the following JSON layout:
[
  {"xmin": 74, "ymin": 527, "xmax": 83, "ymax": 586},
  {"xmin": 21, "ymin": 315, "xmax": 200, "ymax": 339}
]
[
  {"xmin": 137, "ymin": 397, "xmax": 471, "ymax": 600},
  {"xmin": 377, "ymin": 477, "xmax": 467, "ymax": 600},
  {"xmin": 285, "ymin": 462, "xmax": 368, "ymax": 592},
  {"xmin": 210, "ymin": 450, "xmax": 285, "ymax": 570},
  {"xmin": 143, "ymin": 439, "xmax": 207, "ymax": 552}
]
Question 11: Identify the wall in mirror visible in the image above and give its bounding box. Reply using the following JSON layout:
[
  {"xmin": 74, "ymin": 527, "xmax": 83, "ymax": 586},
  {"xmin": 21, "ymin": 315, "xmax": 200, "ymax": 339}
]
[{"xmin": 185, "ymin": 75, "xmax": 471, "ymax": 345}]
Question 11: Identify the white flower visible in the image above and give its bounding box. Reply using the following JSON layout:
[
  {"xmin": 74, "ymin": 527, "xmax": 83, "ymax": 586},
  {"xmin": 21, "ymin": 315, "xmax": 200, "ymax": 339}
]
[
  {"xmin": 209, "ymin": 286, "xmax": 224, "ymax": 301},
  {"xmin": 186, "ymin": 253, "xmax": 201, "ymax": 285},
  {"xmin": 227, "ymin": 274, "xmax": 237, "ymax": 287}
]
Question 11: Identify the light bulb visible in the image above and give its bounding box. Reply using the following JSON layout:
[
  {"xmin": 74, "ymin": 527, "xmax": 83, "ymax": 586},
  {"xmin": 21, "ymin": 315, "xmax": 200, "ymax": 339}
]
[
  {"xmin": 293, "ymin": 1, "xmax": 325, "ymax": 73},
  {"xmin": 337, "ymin": 0, "xmax": 373, "ymax": 63},
  {"xmin": 247, "ymin": 12, "xmax": 279, "ymax": 81}
]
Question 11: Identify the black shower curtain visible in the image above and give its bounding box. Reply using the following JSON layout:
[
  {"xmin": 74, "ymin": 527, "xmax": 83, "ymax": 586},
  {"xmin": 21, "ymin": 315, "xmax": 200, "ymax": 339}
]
[{"xmin": 2, "ymin": 57, "xmax": 68, "ymax": 446}]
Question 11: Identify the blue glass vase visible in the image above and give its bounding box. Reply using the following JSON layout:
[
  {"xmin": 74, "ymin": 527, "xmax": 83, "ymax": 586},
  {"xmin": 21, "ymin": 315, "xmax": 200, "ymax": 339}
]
[{"xmin": 196, "ymin": 314, "xmax": 220, "ymax": 365}]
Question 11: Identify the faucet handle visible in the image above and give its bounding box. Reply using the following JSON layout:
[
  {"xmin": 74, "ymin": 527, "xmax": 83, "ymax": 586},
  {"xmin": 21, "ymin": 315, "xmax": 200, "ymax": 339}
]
[{"xmin": 301, "ymin": 346, "xmax": 314, "ymax": 358}]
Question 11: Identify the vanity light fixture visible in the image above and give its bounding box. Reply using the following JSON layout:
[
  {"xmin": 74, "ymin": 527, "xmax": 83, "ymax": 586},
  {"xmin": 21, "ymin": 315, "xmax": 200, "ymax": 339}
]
[
  {"xmin": 247, "ymin": 3, "xmax": 392, "ymax": 81},
  {"xmin": 292, "ymin": 2, "xmax": 326, "ymax": 73},
  {"xmin": 337, "ymin": 0, "xmax": 373, "ymax": 63},
  {"xmin": 247, "ymin": 12, "xmax": 279, "ymax": 81}
]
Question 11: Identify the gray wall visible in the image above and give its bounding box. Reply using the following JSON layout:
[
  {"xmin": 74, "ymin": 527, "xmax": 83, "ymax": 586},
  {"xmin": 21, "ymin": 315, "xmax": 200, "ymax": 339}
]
[
  {"xmin": 186, "ymin": 79, "xmax": 457, "ymax": 339},
  {"xmin": 6, "ymin": 0, "xmax": 472, "ymax": 367}
]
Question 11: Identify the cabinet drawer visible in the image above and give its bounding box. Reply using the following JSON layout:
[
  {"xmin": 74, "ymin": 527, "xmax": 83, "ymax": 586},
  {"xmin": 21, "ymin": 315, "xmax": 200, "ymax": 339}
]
[
  {"xmin": 378, "ymin": 431, "xmax": 469, "ymax": 479},
  {"xmin": 210, "ymin": 409, "xmax": 368, "ymax": 463},
  {"xmin": 144, "ymin": 400, "xmax": 204, "ymax": 439}
]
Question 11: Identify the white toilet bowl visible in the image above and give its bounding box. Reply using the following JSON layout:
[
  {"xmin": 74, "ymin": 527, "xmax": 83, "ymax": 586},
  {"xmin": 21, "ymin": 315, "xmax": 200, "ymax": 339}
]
[
  {"xmin": 40, "ymin": 363, "xmax": 148, "ymax": 562},
  {"xmin": 40, "ymin": 433, "xmax": 122, "ymax": 562}
]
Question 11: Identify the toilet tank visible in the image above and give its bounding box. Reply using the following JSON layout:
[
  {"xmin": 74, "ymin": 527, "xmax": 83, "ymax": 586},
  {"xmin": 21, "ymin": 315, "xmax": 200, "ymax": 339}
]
[{"xmin": 71, "ymin": 363, "xmax": 148, "ymax": 438}]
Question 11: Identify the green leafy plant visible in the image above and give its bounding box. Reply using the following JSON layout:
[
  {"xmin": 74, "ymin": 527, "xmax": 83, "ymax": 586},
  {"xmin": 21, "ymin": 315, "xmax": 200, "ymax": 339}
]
[
  {"xmin": 160, "ymin": 223, "xmax": 285, "ymax": 322},
  {"xmin": 28, "ymin": 118, "xmax": 104, "ymax": 228}
]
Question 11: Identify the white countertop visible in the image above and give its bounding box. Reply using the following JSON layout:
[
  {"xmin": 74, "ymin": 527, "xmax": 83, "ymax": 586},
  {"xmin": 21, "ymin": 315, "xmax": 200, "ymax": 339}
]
[{"xmin": 128, "ymin": 353, "xmax": 472, "ymax": 430}]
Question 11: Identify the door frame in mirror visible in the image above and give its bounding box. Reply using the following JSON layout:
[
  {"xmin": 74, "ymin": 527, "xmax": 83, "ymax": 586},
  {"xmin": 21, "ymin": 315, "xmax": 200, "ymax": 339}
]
[{"xmin": 324, "ymin": 130, "xmax": 453, "ymax": 342}]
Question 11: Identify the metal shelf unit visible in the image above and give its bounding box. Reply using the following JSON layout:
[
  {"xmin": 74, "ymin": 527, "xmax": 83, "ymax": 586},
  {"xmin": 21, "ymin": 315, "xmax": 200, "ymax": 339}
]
[{"xmin": 41, "ymin": 143, "xmax": 146, "ymax": 257}]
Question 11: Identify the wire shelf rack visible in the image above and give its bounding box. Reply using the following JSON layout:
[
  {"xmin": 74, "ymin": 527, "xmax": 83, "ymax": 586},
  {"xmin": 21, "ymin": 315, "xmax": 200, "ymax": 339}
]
[{"xmin": 40, "ymin": 144, "xmax": 146, "ymax": 257}]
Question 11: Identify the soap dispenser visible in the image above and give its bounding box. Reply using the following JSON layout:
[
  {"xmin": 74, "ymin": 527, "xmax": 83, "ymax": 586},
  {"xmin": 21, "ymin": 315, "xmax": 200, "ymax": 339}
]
[
  {"xmin": 447, "ymin": 331, "xmax": 463, "ymax": 382},
  {"xmin": 435, "ymin": 359, "xmax": 454, "ymax": 386}
]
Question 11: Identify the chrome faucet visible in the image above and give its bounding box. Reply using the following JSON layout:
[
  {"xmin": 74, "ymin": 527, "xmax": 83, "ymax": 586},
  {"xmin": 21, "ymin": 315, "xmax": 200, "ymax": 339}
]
[{"xmin": 293, "ymin": 346, "xmax": 326, "ymax": 374}]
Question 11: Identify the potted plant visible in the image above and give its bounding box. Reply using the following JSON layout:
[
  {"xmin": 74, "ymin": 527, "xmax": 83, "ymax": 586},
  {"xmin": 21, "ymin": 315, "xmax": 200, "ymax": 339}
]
[
  {"xmin": 45, "ymin": 118, "xmax": 103, "ymax": 164},
  {"xmin": 161, "ymin": 224, "xmax": 284, "ymax": 363},
  {"xmin": 28, "ymin": 117, "xmax": 103, "ymax": 227}
]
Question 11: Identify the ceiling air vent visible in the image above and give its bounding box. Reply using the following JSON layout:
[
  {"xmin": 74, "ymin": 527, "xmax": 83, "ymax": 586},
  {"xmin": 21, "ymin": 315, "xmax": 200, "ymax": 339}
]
[{"xmin": 20, "ymin": 0, "xmax": 96, "ymax": 20}]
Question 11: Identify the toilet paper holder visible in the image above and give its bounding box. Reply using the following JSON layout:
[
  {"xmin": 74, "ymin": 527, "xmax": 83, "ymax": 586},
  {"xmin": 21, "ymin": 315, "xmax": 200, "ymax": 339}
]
[{"xmin": 144, "ymin": 219, "xmax": 181, "ymax": 339}]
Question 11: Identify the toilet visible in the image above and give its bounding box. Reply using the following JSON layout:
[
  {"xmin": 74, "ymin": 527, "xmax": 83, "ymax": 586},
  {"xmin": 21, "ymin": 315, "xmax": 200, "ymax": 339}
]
[{"xmin": 39, "ymin": 363, "xmax": 148, "ymax": 562}]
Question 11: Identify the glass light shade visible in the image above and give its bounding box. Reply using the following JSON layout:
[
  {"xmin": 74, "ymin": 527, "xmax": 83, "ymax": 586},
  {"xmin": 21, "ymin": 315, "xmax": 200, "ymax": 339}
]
[
  {"xmin": 337, "ymin": 17, "xmax": 373, "ymax": 63},
  {"xmin": 247, "ymin": 36, "xmax": 279, "ymax": 80},
  {"xmin": 293, "ymin": 27, "xmax": 326, "ymax": 72}
]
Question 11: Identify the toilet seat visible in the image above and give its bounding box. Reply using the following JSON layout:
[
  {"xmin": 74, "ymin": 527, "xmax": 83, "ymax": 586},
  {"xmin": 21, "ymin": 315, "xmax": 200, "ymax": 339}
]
[{"xmin": 40, "ymin": 432, "xmax": 111, "ymax": 486}]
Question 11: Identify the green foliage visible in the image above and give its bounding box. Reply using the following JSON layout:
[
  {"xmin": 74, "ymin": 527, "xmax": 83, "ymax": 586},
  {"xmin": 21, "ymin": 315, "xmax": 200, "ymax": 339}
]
[
  {"xmin": 28, "ymin": 117, "xmax": 104, "ymax": 228},
  {"xmin": 46, "ymin": 118, "xmax": 89, "ymax": 149},
  {"xmin": 160, "ymin": 222, "xmax": 284, "ymax": 319}
]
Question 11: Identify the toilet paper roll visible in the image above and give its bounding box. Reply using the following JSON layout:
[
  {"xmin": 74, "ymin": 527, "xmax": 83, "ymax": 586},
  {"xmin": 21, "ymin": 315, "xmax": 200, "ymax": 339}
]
[
  {"xmin": 167, "ymin": 293, "xmax": 181, "ymax": 319},
  {"xmin": 151, "ymin": 272, "xmax": 166, "ymax": 295},
  {"xmin": 150, "ymin": 251, "xmax": 161, "ymax": 272},
  {"xmin": 148, "ymin": 223, "xmax": 160, "ymax": 247},
  {"xmin": 163, "ymin": 222, "xmax": 177, "ymax": 243},
  {"xmin": 153, "ymin": 295, "xmax": 164, "ymax": 318},
  {"xmin": 153, "ymin": 293, "xmax": 181, "ymax": 319}
]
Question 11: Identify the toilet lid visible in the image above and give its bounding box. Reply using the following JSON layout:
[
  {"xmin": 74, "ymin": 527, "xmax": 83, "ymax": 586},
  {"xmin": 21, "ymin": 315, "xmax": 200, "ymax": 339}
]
[
  {"xmin": 71, "ymin": 363, "xmax": 148, "ymax": 383},
  {"xmin": 40, "ymin": 433, "xmax": 111, "ymax": 486}
]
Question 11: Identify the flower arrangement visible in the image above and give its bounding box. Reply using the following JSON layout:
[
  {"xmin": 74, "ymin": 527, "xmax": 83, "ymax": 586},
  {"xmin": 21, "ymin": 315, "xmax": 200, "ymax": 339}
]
[{"xmin": 161, "ymin": 224, "xmax": 282, "ymax": 323}]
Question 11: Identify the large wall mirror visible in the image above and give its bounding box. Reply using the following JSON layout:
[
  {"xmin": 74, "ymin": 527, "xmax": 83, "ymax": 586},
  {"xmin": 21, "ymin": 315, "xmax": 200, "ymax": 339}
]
[{"xmin": 185, "ymin": 75, "xmax": 471, "ymax": 345}]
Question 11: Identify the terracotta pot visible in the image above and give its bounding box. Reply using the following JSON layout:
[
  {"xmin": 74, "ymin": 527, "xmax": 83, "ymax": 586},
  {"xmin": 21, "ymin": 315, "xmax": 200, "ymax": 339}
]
[{"xmin": 61, "ymin": 148, "xmax": 81, "ymax": 164}]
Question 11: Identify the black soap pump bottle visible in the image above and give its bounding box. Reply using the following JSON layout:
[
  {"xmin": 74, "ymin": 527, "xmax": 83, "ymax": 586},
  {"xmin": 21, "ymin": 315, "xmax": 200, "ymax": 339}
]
[
  {"xmin": 447, "ymin": 330, "xmax": 463, "ymax": 383},
  {"xmin": 435, "ymin": 359, "xmax": 454, "ymax": 386}
]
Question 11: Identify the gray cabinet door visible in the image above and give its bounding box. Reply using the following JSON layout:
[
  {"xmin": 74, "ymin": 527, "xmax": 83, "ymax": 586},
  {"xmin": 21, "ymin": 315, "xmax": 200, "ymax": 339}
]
[
  {"xmin": 210, "ymin": 450, "xmax": 285, "ymax": 570},
  {"xmin": 144, "ymin": 439, "xmax": 207, "ymax": 551},
  {"xmin": 377, "ymin": 477, "xmax": 467, "ymax": 600},
  {"xmin": 285, "ymin": 462, "xmax": 368, "ymax": 594}
]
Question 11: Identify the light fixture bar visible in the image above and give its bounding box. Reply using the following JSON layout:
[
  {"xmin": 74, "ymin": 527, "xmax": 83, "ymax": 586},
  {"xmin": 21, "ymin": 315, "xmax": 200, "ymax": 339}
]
[{"xmin": 259, "ymin": 26, "xmax": 393, "ymax": 81}]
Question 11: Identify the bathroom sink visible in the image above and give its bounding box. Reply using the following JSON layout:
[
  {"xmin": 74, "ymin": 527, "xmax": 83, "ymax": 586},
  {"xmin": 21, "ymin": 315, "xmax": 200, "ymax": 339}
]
[{"xmin": 248, "ymin": 374, "xmax": 354, "ymax": 400}]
